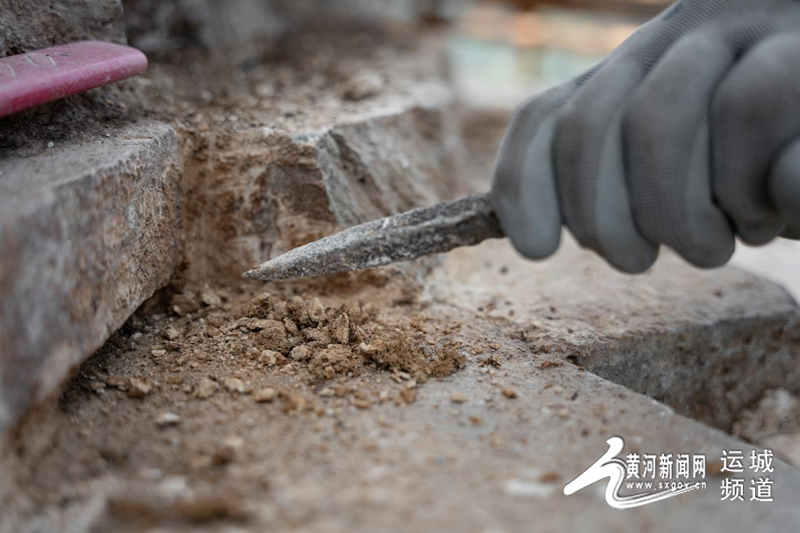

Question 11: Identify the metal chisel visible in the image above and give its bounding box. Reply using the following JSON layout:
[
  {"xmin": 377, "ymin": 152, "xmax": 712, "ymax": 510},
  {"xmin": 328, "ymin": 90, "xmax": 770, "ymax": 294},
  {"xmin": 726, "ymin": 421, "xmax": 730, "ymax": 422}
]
[{"xmin": 243, "ymin": 193, "xmax": 504, "ymax": 282}]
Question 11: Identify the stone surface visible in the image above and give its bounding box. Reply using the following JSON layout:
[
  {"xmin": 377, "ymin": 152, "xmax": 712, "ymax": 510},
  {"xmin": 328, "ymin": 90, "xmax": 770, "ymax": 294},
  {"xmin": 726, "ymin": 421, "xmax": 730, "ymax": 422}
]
[
  {"xmin": 0, "ymin": 0, "xmax": 125, "ymax": 57},
  {"xmin": 122, "ymin": 0, "xmax": 284, "ymax": 58},
  {"xmin": 0, "ymin": 121, "xmax": 181, "ymax": 430},
  {"xmin": 169, "ymin": 34, "xmax": 462, "ymax": 281},
  {"xmin": 182, "ymin": 92, "xmax": 462, "ymax": 280},
  {"xmin": 431, "ymin": 238, "xmax": 800, "ymax": 433},
  {"xmin": 122, "ymin": 0, "xmax": 420, "ymax": 57},
  {"xmin": 3, "ymin": 241, "xmax": 800, "ymax": 531}
]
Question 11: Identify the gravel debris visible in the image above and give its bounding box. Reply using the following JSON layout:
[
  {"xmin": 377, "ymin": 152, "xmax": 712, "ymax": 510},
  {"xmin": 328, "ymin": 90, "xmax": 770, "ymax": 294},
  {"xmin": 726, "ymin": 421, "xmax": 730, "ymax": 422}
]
[
  {"xmin": 201, "ymin": 287, "xmax": 223, "ymax": 307},
  {"xmin": 224, "ymin": 377, "xmax": 248, "ymax": 394},
  {"xmin": 194, "ymin": 377, "xmax": 219, "ymax": 399},
  {"xmin": 502, "ymin": 388, "xmax": 518, "ymax": 399},
  {"xmin": 253, "ymin": 387, "xmax": 277, "ymax": 403},
  {"xmin": 128, "ymin": 377, "xmax": 153, "ymax": 398},
  {"xmin": 156, "ymin": 412, "xmax": 182, "ymax": 428},
  {"xmin": 450, "ymin": 391, "xmax": 468, "ymax": 404},
  {"xmin": 163, "ymin": 326, "xmax": 181, "ymax": 341}
]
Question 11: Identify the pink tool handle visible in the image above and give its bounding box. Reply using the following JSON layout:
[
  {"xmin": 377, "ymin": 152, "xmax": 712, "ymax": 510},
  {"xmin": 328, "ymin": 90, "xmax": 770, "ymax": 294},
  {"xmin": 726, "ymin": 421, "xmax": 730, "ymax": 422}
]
[{"xmin": 0, "ymin": 41, "xmax": 147, "ymax": 118}]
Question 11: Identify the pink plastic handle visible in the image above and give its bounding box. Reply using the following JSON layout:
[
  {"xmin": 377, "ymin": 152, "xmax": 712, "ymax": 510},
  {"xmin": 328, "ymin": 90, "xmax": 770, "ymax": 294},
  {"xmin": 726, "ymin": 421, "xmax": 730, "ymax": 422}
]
[{"xmin": 0, "ymin": 41, "xmax": 147, "ymax": 118}]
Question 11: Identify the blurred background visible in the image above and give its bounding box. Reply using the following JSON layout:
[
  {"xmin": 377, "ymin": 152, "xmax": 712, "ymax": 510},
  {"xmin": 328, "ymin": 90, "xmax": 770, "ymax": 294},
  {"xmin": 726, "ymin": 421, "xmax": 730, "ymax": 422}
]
[{"xmin": 446, "ymin": 0, "xmax": 655, "ymax": 106}]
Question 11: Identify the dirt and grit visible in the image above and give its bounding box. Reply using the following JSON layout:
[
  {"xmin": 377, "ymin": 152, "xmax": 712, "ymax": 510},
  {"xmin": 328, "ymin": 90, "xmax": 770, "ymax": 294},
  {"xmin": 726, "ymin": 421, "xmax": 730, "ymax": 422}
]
[{"xmin": 0, "ymin": 270, "xmax": 515, "ymax": 532}]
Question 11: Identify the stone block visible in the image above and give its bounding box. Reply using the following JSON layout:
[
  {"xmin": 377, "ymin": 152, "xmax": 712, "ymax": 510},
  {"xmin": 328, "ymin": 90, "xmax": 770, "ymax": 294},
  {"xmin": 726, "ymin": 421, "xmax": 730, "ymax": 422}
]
[
  {"xmin": 0, "ymin": 122, "xmax": 181, "ymax": 429},
  {"xmin": 122, "ymin": 0, "xmax": 420, "ymax": 58},
  {"xmin": 0, "ymin": 0, "xmax": 125, "ymax": 57},
  {"xmin": 181, "ymin": 85, "xmax": 462, "ymax": 280},
  {"xmin": 429, "ymin": 237, "xmax": 800, "ymax": 433}
]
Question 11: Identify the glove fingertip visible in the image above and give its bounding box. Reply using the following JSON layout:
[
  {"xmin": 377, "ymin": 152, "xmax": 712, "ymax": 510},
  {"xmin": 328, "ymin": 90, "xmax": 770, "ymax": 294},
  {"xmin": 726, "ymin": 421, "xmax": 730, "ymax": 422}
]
[
  {"xmin": 781, "ymin": 226, "xmax": 800, "ymax": 241},
  {"xmin": 735, "ymin": 221, "xmax": 784, "ymax": 246},
  {"xmin": 508, "ymin": 223, "xmax": 562, "ymax": 260},
  {"xmin": 675, "ymin": 239, "xmax": 735, "ymax": 269},
  {"xmin": 599, "ymin": 233, "xmax": 659, "ymax": 274},
  {"xmin": 492, "ymin": 190, "xmax": 562, "ymax": 261}
]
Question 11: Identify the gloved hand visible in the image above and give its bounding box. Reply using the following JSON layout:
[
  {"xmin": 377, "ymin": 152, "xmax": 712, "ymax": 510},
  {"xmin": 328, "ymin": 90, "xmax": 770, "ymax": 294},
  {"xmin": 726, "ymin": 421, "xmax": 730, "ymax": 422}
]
[{"xmin": 492, "ymin": 0, "xmax": 800, "ymax": 273}]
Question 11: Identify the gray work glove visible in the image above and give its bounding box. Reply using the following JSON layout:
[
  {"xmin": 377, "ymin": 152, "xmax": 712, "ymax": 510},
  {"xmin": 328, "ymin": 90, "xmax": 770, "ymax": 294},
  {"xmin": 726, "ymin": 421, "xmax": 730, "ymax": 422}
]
[{"xmin": 492, "ymin": 0, "xmax": 800, "ymax": 273}]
